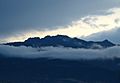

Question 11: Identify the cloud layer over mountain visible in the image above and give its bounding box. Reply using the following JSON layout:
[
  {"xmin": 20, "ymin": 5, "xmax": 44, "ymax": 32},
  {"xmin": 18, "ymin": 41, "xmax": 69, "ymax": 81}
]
[
  {"xmin": 0, "ymin": 45, "xmax": 120, "ymax": 60},
  {"xmin": 85, "ymin": 27, "xmax": 120, "ymax": 43}
]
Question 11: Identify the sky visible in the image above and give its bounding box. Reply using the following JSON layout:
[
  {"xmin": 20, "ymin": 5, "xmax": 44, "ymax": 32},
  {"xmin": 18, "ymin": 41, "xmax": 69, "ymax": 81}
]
[{"xmin": 0, "ymin": 0, "xmax": 120, "ymax": 43}]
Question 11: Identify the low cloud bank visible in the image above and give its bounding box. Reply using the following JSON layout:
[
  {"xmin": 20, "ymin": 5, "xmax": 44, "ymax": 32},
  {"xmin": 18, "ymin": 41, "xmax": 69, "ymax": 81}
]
[{"xmin": 0, "ymin": 45, "xmax": 120, "ymax": 60}]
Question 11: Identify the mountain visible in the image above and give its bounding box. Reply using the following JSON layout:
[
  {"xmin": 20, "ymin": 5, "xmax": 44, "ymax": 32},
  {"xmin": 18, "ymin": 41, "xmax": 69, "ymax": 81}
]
[
  {"xmin": 0, "ymin": 57, "xmax": 120, "ymax": 83},
  {"xmin": 4, "ymin": 35, "xmax": 115, "ymax": 49}
]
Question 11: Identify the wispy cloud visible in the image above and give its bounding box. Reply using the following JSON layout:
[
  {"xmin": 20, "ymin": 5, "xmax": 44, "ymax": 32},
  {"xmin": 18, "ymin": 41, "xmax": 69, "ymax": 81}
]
[{"xmin": 2, "ymin": 7, "xmax": 120, "ymax": 43}]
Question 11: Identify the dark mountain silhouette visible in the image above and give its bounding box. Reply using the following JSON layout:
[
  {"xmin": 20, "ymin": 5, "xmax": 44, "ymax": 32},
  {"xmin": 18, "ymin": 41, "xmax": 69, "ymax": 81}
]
[
  {"xmin": 0, "ymin": 57, "xmax": 120, "ymax": 83},
  {"xmin": 5, "ymin": 35, "xmax": 115, "ymax": 49},
  {"xmin": 1, "ymin": 35, "xmax": 120, "ymax": 83}
]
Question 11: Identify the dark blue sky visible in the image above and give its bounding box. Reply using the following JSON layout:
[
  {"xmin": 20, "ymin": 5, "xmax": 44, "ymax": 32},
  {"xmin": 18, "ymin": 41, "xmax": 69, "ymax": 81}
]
[{"xmin": 0, "ymin": 0, "xmax": 120, "ymax": 42}]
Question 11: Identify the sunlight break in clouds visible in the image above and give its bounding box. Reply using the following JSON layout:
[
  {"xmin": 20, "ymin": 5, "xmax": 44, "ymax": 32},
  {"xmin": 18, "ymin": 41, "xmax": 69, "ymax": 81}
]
[{"xmin": 3, "ymin": 7, "xmax": 120, "ymax": 43}]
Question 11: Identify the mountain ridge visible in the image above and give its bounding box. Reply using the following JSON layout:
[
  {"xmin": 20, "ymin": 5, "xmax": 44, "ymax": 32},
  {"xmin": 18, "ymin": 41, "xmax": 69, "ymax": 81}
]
[{"xmin": 4, "ymin": 35, "xmax": 116, "ymax": 49}]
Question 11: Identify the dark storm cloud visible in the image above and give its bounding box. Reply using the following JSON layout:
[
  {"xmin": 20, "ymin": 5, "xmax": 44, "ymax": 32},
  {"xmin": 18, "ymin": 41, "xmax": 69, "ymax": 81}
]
[
  {"xmin": 0, "ymin": 45, "xmax": 120, "ymax": 59},
  {"xmin": 0, "ymin": 0, "xmax": 119, "ymax": 38}
]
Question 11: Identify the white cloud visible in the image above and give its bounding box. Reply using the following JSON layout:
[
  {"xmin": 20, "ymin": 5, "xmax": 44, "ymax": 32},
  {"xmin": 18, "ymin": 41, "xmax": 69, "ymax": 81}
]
[
  {"xmin": 84, "ymin": 27, "xmax": 120, "ymax": 43},
  {"xmin": 2, "ymin": 7, "xmax": 120, "ymax": 43},
  {"xmin": 0, "ymin": 45, "xmax": 120, "ymax": 60}
]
